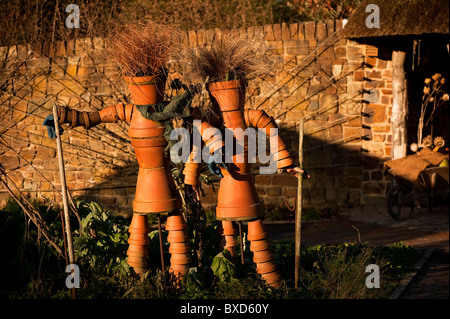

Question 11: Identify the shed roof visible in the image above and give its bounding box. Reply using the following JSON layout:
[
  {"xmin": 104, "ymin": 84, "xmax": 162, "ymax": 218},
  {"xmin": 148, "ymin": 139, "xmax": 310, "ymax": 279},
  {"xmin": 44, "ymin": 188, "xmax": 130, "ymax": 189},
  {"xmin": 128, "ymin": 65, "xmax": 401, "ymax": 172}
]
[{"xmin": 342, "ymin": 0, "xmax": 449, "ymax": 39}]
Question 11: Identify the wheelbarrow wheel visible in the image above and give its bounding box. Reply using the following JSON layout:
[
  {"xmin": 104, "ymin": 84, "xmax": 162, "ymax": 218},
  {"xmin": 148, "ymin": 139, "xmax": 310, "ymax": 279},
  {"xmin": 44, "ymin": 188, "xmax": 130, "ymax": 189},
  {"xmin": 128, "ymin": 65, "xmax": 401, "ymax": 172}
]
[{"xmin": 387, "ymin": 185, "xmax": 415, "ymax": 221}]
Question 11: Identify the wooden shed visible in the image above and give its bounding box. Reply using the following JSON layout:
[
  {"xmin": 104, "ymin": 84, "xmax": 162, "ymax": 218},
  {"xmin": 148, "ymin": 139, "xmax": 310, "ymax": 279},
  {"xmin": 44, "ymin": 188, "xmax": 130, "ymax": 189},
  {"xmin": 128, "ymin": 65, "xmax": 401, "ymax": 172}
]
[{"xmin": 343, "ymin": 0, "xmax": 449, "ymax": 159}]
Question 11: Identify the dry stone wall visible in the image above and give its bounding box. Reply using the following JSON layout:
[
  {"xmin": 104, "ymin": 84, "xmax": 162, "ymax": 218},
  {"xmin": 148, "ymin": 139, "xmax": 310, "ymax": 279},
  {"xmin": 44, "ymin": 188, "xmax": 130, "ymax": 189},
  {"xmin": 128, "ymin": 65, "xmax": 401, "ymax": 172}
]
[{"xmin": 0, "ymin": 20, "xmax": 394, "ymax": 217}]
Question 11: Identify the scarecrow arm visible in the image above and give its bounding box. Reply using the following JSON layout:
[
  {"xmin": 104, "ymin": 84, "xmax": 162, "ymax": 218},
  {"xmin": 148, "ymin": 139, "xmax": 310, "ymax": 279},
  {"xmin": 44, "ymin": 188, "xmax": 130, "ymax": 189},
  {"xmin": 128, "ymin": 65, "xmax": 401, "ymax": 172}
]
[
  {"xmin": 244, "ymin": 109, "xmax": 294, "ymax": 169},
  {"xmin": 57, "ymin": 103, "xmax": 134, "ymax": 129},
  {"xmin": 183, "ymin": 117, "xmax": 224, "ymax": 186}
]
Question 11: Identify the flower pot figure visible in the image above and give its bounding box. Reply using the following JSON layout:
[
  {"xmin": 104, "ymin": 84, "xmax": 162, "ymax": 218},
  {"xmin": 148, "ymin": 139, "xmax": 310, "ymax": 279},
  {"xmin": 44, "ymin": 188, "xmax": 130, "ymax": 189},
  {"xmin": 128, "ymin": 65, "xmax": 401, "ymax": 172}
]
[
  {"xmin": 44, "ymin": 70, "xmax": 194, "ymax": 278},
  {"xmin": 183, "ymin": 79, "xmax": 307, "ymax": 287}
]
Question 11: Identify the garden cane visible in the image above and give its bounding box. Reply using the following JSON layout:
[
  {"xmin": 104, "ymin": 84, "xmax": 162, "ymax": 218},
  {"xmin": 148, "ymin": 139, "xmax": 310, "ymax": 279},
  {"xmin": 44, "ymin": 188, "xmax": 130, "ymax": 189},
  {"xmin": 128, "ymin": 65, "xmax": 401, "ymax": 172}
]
[
  {"xmin": 295, "ymin": 119, "xmax": 304, "ymax": 289},
  {"xmin": 53, "ymin": 104, "xmax": 76, "ymax": 298}
]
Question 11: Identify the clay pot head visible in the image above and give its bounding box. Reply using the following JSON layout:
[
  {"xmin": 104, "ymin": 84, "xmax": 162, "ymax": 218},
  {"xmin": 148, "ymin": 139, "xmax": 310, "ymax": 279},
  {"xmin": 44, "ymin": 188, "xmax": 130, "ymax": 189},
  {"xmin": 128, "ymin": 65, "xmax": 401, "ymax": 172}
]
[
  {"xmin": 124, "ymin": 69, "xmax": 167, "ymax": 105},
  {"xmin": 206, "ymin": 79, "xmax": 247, "ymax": 128}
]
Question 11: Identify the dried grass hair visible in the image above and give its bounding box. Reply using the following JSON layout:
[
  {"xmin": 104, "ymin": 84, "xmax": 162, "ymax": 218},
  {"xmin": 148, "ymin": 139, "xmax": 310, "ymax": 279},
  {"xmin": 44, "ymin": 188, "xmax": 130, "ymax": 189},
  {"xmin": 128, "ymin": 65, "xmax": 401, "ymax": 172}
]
[
  {"xmin": 176, "ymin": 32, "xmax": 277, "ymax": 85},
  {"xmin": 105, "ymin": 21, "xmax": 182, "ymax": 77}
]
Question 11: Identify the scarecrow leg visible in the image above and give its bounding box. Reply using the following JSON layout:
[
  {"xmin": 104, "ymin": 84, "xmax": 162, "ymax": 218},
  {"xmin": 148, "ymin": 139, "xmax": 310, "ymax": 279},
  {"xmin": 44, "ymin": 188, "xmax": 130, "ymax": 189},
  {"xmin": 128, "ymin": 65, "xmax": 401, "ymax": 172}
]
[
  {"xmin": 127, "ymin": 214, "xmax": 150, "ymax": 275},
  {"xmin": 221, "ymin": 221, "xmax": 238, "ymax": 258},
  {"xmin": 248, "ymin": 219, "xmax": 282, "ymax": 288},
  {"xmin": 166, "ymin": 210, "xmax": 191, "ymax": 277}
]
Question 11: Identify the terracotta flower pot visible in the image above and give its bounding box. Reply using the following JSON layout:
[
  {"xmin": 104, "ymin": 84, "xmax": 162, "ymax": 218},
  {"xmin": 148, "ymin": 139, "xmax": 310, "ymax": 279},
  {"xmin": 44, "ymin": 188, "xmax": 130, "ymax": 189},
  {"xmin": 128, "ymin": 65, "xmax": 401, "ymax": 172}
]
[
  {"xmin": 127, "ymin": 244, "xmax": 149, "ymax": 256},
  {"xmin": 221, "ymin": 221, "xmax": 236, "ymax": 236},
  {"xmin": 247, "ymin": 219, "xmax": 267, "ymax": 241},
  {"xmin": 250, "ymin": 239, "xmax": 270, "ymax": 252},
  {"xmin": 123, "ymin": 72, "xmax": 166, "ymax": 106},
  {"xmin": 128, "ymin": 214, "xmax": 150, "ymax": 233},
  {"xmin": 167, "ymin": 230, "xmax": 189, "ymax": 243},
  {"xmin": 216, "ymin": 174, "xmax": 263, "ymax": 221},
  {"xmin": 126, "ymin": 256, "xmax": 148, "ymax": 273},
  {"xmin": 127, "ymin": 256, "xmax": 148, "ymax": 265},
  {"xmin": 224, "ymin": 235, "xmax": 238, "ymax": 246},
  {"xmin": 207, "ymin": 80, "xmax": 246, "ymax": 109},
  {"xmin": 127, "ymin": 249, "xmax": 149, "ymax": 258},
  {"xmin": 256, "ymin": 261, "xmax": 278, "ymax": 274},
  {"xmin": 128, "ymin": 233, "xmax": 150, "ymax": 245},
  {"xmin": 169, "ymin": 242, "xmax": 191, "ymax": 254},
  {"xmin": 170, "ymin": 264, "xmax": 190, "ymax": 275},
  {"xmin": 133, "ymin": 166, "xmax": 181, "ymax": 214},
  {"xmin": 261, "ymin": 271, "xmax": 282, "ymax": 287},
  {"xmin": 252, "ymin": 250, "xmax": 273, "ymax": 263},
  {"xmin": 166, "ymin": 214, "xmax": 188, "ymax": 231},
  {"xmin": 223, "ymin": 235, "xmax": 238, "ymax": 257},
  {"xmin": 170, "ymin": 254, "xmax": 191, "ymax": 265}
]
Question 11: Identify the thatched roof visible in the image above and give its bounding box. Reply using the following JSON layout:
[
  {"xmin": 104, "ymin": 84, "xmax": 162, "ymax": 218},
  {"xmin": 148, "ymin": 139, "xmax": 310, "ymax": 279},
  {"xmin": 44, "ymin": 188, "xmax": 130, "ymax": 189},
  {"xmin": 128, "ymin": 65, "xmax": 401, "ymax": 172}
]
[{"xmin": 343, "ymin": 0, "xmax": 449, "ymax": 39}]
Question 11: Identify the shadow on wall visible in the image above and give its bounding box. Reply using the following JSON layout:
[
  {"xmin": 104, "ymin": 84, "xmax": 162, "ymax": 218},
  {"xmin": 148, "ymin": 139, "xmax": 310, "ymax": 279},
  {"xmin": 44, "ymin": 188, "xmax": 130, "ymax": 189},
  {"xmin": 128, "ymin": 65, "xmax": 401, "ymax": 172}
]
[{"xmin": 75, "ymin": 125, "xmax": 391, "ymax": 219}]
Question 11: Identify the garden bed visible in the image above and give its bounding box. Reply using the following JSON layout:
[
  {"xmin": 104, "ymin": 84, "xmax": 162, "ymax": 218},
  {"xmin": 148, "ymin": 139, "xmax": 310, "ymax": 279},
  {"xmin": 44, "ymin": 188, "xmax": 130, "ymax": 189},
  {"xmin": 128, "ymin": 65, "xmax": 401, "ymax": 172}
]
[{"xmin": 0, "ymin": 198, "xmax": 424, "ymax": 299}]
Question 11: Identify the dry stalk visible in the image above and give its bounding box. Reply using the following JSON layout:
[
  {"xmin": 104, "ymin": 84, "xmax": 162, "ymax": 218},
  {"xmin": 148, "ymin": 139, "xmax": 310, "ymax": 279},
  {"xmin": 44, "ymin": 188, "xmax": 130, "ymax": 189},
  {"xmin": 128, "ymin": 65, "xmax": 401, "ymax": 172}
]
[
  {"xmin": 0, "ymin": 165, "xmax": 63, "ymax": 256},
  {"xmin": 175, "ymin": 32, "xmax": 278, "ymax": 85},
  {"xmin": 105, "ymin": 20, "xmax": 182, "ymax": 77}
]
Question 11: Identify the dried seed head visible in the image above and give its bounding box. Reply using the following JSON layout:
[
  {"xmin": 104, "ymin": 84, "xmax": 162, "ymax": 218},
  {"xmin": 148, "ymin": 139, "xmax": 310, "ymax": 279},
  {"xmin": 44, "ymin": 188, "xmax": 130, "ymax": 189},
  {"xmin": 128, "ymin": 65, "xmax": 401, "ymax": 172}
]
[{"xmin": 432, "ymin": 73, "xmax": 442, "ymax": 82}]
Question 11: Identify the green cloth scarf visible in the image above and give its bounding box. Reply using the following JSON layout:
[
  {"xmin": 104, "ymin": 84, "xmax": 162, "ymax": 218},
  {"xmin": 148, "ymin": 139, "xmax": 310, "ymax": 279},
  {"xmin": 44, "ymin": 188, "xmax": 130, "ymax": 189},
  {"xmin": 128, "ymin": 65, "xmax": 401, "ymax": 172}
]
[{"xmin": 135, "ymin": 91, "xmax": 194, "ymax": 154}]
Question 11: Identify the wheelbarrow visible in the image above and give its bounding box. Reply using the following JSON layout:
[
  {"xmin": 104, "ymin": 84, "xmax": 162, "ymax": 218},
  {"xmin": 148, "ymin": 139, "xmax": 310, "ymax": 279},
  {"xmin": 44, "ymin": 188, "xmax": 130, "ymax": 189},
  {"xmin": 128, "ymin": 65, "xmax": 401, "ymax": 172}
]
[{"xmin": 386, "ymin": 165, "xmax": 449, "ymax": 220}]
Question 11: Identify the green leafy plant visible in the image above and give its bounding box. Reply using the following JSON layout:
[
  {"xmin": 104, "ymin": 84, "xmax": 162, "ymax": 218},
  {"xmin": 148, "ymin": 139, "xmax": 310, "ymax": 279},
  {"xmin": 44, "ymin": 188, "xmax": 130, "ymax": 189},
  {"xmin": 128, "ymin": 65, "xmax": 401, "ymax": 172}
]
[
  {"xmin": 211, "ymin": 249, "xmax": 237, "ymax": 282},
  {"xmin": 73, "ymin": 200, "xmax": 130, "ymax": 280}
]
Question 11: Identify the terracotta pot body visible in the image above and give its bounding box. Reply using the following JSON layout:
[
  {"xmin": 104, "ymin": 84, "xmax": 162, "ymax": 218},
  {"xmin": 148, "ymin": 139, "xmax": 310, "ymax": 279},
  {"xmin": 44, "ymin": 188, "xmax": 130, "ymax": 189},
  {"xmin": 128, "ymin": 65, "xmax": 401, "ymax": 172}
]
[
  {"xmin": 124, "ymin": 74, "xmax": 181, "ymax": 215},
  {"xmin": 206, "ymin": 80, "xmax": 263, "ymax": 221},
  {"xmin": 129, "ymin": 109, "xmax": 181, "ymax": 214}
]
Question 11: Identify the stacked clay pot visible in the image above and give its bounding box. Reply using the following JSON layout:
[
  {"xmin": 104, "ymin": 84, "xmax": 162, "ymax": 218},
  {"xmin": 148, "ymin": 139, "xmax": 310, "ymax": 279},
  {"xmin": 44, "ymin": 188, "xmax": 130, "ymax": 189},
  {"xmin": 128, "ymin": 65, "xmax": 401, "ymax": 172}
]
[
  {"xmin": 127, "ymin": 214, "xmax": 150, "ymax": 275},
  {"xmin": 221, "ymin": 221, "xmax": 238, "ymax": 258},
  {"xmin": 166, "ymin": 211, "xmax": 191, "ymax": 276},
  {"xmin": 248, "ymin": 219, "xmax": 282, "ymax": 287}
]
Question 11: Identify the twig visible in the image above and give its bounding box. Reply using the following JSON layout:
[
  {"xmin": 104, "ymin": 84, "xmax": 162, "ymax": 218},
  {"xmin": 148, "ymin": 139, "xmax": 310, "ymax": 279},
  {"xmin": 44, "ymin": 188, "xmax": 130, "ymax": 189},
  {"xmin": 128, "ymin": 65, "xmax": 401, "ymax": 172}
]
[
  {"xmin": 351, "ymin": 225, "xmax": 361, "ymax": 243},
  {"xmin": 0, "ymin": 167, "xmax": 63, "ymax": 256}
]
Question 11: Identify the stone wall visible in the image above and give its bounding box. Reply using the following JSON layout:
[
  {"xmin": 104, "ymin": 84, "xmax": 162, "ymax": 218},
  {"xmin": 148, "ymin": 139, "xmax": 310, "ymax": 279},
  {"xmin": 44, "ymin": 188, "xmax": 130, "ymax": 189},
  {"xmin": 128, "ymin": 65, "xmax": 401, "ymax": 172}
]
[{"xmin": 0, "ymin": 19, "xmax": 394, "ymax": 217}]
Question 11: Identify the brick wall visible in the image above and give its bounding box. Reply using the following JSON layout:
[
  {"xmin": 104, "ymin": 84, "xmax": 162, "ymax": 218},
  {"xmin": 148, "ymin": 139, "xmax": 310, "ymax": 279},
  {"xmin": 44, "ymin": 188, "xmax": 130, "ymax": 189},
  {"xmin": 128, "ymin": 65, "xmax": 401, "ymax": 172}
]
[{"xmin": 0, "ymin": 19, "xmax": 394, "ymax": 216}]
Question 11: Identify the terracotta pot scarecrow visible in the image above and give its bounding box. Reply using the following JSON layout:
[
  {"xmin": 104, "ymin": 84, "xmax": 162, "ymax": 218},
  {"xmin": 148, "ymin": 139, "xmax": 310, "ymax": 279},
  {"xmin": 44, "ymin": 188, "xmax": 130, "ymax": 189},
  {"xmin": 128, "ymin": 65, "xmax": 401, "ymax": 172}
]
[
  {"xmin": 183, "ymin": 79, "xmax": 307, "ymax": 287},
  {"xmin": 44, "ymin": 70, "xmax": 196, "ymax": 277}
]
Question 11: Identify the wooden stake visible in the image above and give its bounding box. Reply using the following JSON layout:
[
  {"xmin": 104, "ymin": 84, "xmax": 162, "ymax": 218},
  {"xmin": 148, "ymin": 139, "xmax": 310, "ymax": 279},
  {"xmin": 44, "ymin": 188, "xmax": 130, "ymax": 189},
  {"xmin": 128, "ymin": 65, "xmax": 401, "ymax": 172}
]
[
  {"xmin": 391, "ymin": 50, "xmax": 408, "ymax": 159},
  {"xmin": 295, "ymin": 119, "xmax": 304, "ymax": 289},
  {"xmin": 158, "ymin": 216, "xmax": 165, "ymax": 271},
  {"xmin": 53, "ymin": 105, "xmax": 76, "ymax": 298},
  {"xmin": 238, "ymin": 221, "xmax": 245, "ymax": 266}
]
